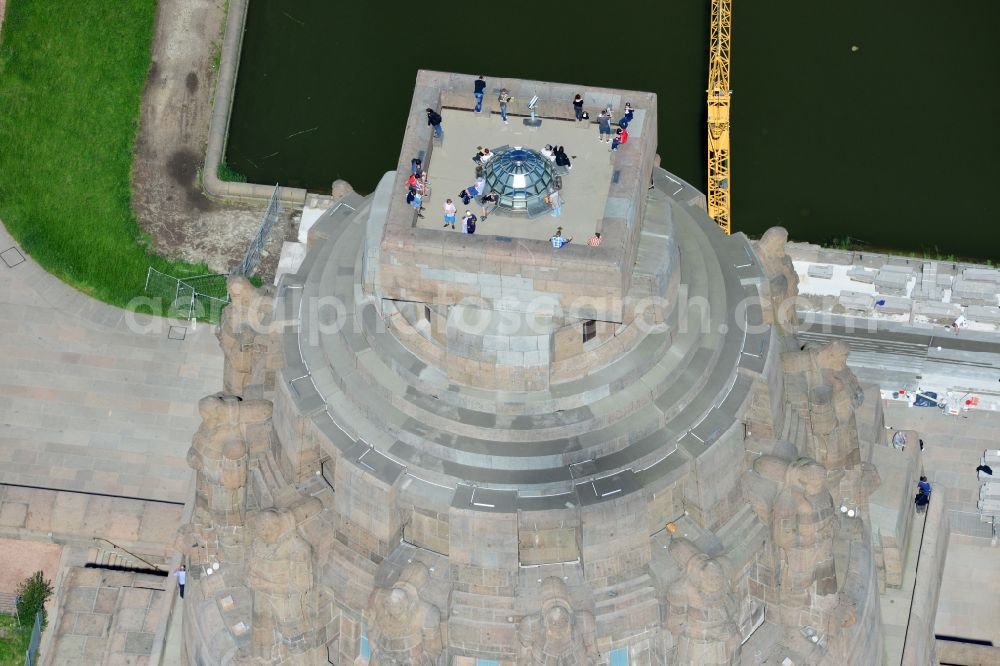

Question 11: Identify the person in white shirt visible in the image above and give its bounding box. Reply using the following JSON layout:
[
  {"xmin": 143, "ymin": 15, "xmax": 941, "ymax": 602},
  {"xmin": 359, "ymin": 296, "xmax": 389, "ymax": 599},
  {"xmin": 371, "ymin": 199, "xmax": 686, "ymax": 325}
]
[
  {"xmin": 174, "ymin": 565, "xmax": 186, "ymax": 599},
  {"xmin": 443, "ymin": 198, "xmax": 457, "ymax": 229}
]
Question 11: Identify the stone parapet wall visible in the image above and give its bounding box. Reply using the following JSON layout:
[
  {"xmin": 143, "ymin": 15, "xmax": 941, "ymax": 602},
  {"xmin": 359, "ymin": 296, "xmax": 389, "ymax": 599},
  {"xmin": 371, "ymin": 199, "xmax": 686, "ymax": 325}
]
[
  {"xmin": 901, "ymin": 496, "xmax": 950, "ymax": 666},
  {"xmin": 379, "ymin": 70, "xmax": 659, "ymax": 322}
]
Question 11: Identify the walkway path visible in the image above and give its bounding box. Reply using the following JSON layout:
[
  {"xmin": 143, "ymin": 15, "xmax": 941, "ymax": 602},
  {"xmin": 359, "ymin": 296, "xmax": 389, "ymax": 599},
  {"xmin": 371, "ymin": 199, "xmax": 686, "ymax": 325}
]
[{"xmin": 0, "ymin": 222, "xmax": 222, "ymax": 503}]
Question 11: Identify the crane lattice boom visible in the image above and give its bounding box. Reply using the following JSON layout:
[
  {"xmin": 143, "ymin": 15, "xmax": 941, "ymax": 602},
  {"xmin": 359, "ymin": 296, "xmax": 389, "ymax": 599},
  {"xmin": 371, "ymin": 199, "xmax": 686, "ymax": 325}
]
[{"xmin": 707, "ymin": 0, "xmax": 732, "ymax": 234}]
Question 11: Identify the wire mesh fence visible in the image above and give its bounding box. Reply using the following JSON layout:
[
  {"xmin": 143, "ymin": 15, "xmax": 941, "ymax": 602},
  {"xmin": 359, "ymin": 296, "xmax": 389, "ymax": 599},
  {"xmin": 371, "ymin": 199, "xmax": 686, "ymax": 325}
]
[
  {"xmin": 24, "ymin": 611, "xmax": 41, "ymax": 666},
  {"xmin": 144, "ymin": 267, "xmax": 231, "ymax": 323},
  {"xmin": 948, "ymin": 509, "xmax": 997, "ymax": 541},
  {"xmin": 234, "ymin": 184, "xmax": 281, "ymax": 278}
]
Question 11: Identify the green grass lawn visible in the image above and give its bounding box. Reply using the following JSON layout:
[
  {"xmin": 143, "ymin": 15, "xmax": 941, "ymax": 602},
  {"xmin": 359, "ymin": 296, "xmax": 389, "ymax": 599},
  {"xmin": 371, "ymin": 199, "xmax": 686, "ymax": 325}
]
[
  {"xmin": 0, "ymin": 614, "xmax": 31, "ymax": 665},
  {"xmin": 0, "ymin": 0, "xmax": 209, "ymax": 310}
]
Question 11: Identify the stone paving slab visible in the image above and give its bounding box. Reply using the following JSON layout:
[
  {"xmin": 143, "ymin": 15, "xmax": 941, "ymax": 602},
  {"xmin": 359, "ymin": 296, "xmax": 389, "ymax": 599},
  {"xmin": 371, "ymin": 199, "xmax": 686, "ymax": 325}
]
[{"xmin": 0, "ymin": 222, "xmax": 222, "ymax": 503}]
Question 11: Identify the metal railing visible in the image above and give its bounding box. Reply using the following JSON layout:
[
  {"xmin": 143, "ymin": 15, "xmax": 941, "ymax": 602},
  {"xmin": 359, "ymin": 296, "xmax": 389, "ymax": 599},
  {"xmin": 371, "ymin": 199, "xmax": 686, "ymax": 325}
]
[
  {"xmin": 949, "ymin": 509, "xmax": 997, "ymax": 541},
  {"xmin": 93, "ymin": 537, "xmax": 166, "ymax": 572},
  {"xmin": 234, "ymin": 183, "xmax": 281, "ymax": 277},
  {"xmin": 24, "ymin": 611, "xmax": 41, "ymax": 666},
  {"xmin": 144, "ymin": 267, "xmax": 231, "ymax": 322}
]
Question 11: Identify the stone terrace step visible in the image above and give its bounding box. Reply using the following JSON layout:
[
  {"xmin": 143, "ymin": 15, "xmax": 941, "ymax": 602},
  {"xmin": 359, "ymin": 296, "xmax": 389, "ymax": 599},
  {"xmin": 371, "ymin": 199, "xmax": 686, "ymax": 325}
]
[{"xmin": 280, "ymin": 172, "xmax": 768, "ymax": 497}]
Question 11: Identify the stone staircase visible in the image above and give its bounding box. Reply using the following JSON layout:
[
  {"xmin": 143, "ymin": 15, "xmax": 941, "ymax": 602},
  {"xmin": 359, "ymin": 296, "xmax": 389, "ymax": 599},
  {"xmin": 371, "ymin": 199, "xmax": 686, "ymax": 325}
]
[{"xmin": 85, "ymin": 541, "xmax": 167, "ymax": 576}]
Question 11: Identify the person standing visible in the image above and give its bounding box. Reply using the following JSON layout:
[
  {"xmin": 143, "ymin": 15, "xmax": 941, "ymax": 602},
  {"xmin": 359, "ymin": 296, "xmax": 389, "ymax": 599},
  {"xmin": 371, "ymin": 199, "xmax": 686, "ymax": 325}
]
[
  {"xmin": 587, "ymin": 232, "xmax": 602, "ymax": 247},
  {"xmin": 498, "ymin": 88, "xmax": 511, "ymax": 124},
  {"xmin": 550, "ymin": 227, "xmax": 572, "ymax": 249},
  {"xmin": 443, "ymin": 198, "xmax": 457, "ymax": 229},
  {"xmin": 174, "ymin": 565, "xmax": 186, "ymax": 599},
  {"xmin": 461, "ymin": 211, "xmax": 477, "ymax": 234},
  {"xmin": 573, "ymin": 94, "xmax": 585, "ymax": 121},
  {"xmin": 474, "ymin": 75, "xmax": 486, "ymax": 113},
  {"xmin": 598, "ymin": 110, "xmax": 612, "ymax": 142},
  {"xmin": 426, "ymin": 108, "xmax": 443, "ymax": 138},
  {"xmin": 412, "ymin": 184, "xmax": 425, "ymax": 218},
  {"xmin": 548, "ymin": 189, "xmax": 562, "ymax": 218}
]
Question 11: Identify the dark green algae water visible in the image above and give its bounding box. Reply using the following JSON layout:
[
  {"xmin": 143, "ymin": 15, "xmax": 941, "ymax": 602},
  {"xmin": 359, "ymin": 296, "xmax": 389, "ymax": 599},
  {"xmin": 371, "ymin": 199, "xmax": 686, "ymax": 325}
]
[{"xmin": 226, "ymin": 1, "xmax": 999, "ymax": 260}]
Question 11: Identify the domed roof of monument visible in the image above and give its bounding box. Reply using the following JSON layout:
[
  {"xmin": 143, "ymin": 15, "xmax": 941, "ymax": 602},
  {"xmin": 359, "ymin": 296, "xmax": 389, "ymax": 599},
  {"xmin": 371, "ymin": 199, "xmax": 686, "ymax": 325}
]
[{"xmin": 483, "ymin": 147, "xmax": 554, "ymax": 210}]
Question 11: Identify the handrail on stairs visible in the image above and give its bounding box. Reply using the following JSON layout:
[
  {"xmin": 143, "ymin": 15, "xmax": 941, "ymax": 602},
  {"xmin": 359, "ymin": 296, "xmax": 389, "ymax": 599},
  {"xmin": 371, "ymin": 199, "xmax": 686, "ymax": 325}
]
[{"xmin": 93, "ymin": 537, "xmax": 165, "ymax": 572}]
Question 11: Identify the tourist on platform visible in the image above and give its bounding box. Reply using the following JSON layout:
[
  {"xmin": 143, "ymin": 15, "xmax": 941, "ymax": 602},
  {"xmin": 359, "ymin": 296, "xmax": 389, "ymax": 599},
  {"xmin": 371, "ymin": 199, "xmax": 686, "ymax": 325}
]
[
  {"xmin": 541, "ymin": 144, "xmax": 557, "ymax": 162},
  {"xmin": 426, "ymin": 108, "xmax": 443, "ymax": 138},
  {"xmin": 443, "ymin": 198, "xmax": 457, "ymax": 229},
  {"xmin": 914, "ymin": 489, "xmax": 929, "ymax": 513},
  {"xmin": 407, "ymin": 172, "xmax": 419, "ymax": 188},
  {"xmin": 498, "ymin": 88, "xmax": 511, "ymax": 124},
  {"xmin": 977, "ymin": 464, "xmax": 994, "ymax": 476},
  {"xmin": 619, "ymin": 101, "xmax": 634, "ymax": 129},
  {"xmin": 480, "ymin": 191, "xmax": 499, "ymax": 219},
  {"xmin": 548, "ymin": 189, "xmax": 562, "ymax": 217},
  {"xmin": 461, "ymin": 211, "xmax": 477, "ymax": 234},
  {"xmin": 410, "ymin": 157, "xmax": 422, "ymax": 175},
  {"xmin": 554, "ymin": 146, "xmax": 572, "ymax": 170},
  {"xmin": 473, "ymin": 147, "xmax": 493, "ymax": 165},
  {"xmin": 411, "ymin": 187, "xmax": 425, "ymax": 218},
  {"xmin": 474, "ymin": 75, "xmax": 486, "ymax": 112},
  {"xmin": 419, "ymin": 171, "xmax": 431, "ymax": 201},
  {"xmin": 611, "ymin": 127, "xmax": 629, "ymax": 152},
  {"xmin": 598, "ymin": 110, "xmax": 612, "ymax": 142},
  {"xmin": 918, "ymin": 476, "xmax": 932, "ymax": 497},
  {"xmin": 573, "ymin": 94, "xmax": 585, "ymax": 121},
  {"xmin": 550, "ymin": 227, "xmax": 572, "ymax": 249},
  {"xmin": 588, "ymin": 232, "xmax": 602, "ymax": 247}
]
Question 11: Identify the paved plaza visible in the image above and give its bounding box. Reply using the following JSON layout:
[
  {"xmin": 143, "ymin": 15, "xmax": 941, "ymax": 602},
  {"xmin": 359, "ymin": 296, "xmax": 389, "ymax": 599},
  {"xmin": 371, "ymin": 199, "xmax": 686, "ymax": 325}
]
[
  {"xmin": 0, "ymin": 222, "xmax": 222, "ymax": 503},
  {"xmin": 883, "ymin": 402, "xmax": 1000, "ymax": 648}
]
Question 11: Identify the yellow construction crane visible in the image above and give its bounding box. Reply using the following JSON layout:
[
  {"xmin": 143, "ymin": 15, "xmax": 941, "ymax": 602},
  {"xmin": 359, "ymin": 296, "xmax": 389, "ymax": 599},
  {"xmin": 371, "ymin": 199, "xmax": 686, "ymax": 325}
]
[{"xmin": 707, "ymin": 0, "xmax": 732, "ymax": 234}]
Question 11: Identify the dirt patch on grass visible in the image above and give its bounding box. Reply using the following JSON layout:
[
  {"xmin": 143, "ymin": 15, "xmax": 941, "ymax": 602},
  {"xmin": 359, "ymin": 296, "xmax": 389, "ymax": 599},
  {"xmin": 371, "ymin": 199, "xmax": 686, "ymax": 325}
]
[{"xmin": 131, "ymin": 0, "xmax": 294, "ymax": 277}]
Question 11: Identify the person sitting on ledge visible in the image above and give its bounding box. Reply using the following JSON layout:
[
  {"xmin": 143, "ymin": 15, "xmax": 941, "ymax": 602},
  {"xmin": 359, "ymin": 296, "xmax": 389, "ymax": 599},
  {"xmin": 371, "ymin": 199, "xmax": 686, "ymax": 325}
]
[
  {"xmin": 554, "ymin": 146, "xmax": 572, "ymax": 169},
  {"xmin": 611, "ymin": 127, "xmax": 629, "ymax": 152},
  {"xmin": 587, "ymin": 232, "xmax": 602, "ymax": 247},
  {"xmin": 542, "ymin": 145, "xmax": 556, "ymax": 162},
  {"xmin": 480, "ymin": 191, "xmax": 499, "ymax": 219},
  {"xmin": 914, "ymin": 488, "xmax": 929, "ymax": 513},
  {"xmin": 473, "ymin": 147, "xmax": 493, "ymax": 165}
]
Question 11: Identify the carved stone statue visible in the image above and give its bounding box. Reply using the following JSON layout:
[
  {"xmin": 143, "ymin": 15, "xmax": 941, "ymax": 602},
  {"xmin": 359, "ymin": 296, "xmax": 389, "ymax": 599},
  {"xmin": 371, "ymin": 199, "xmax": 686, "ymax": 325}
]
[
  {"xmin": 782, "ymin": 341, "xmax": 864, "ymax": 475},
  {"xmin": 518, "ymin": 577, "xmax": 598, "ymax": 666},
  {"xmin": 667, "ymin": 539, "xmax": 742, "ymax": 666},
  {"xmin": 665, "ymin": 539, "xmax": 742, "ymax": 666},
  {"xmin": 750, "ymin": 456, "xmax": 854, "ymax": 633},
  {"xmin": 187, "ymin": 393, "xmax": 272, "ymax": 527},
  {"xmin": 754, "ymin": 227, "xmax": 800, "ymax": 330},
  {"xmin": 248, "ymin": 499, "xmax": 322, "ymax": 662},
  {"xmin": 368, "ymin": 561, "xmax": 443, "ymax": 666},
  {"xmin": 217, "ymin": 276, "xmax": 275, "ymax": 398}
]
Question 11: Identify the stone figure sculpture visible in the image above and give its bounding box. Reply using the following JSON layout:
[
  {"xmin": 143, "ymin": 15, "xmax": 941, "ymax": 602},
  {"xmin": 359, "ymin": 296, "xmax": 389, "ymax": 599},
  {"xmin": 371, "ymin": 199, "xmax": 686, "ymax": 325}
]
[
  {"xmin": 750, "ymin": 456, "xmax": 854, "ymax": 634},
  {"xmin": 754, "ymin": 227, "xmax": 800, "ymax": 330},
  {"xmin": 187, "ymin": 393, "xmax": 272, "ymax": 528},
  {"xmin": 783, "ymin": 341, "xmax": 864, "ymax": 475},
  {"xmin": 368, "ymin": 561, "xmax": 443, "ymax": 666},
  {"xmin": 248, "ymin": 499, "xmax": 322, "ymax": 662},
  {"xmin": 217, "ymin": 276, "xmax": 276, "ymax": 398},
  {"xmin": 518, "ymin": 577, "xmax": 598, "ymax": 666},
  {"xmin": 665, "ymin": 539, "xmax": 742, "ymax": 666}
]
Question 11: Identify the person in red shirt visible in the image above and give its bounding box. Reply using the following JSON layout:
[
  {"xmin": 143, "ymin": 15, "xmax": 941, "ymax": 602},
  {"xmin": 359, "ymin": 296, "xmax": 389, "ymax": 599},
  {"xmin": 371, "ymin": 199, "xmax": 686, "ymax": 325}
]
[{"xmin": 611, "ymin": 127, "xmax": 629, "ymax": 152}]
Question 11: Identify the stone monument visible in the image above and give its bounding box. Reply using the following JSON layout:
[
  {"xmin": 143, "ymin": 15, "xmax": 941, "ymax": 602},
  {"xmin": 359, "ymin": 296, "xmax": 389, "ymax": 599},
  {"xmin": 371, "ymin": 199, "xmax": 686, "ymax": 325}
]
[{"xmin": 180, "ymin": 71, "xmax": 886, "ymax": 665}]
